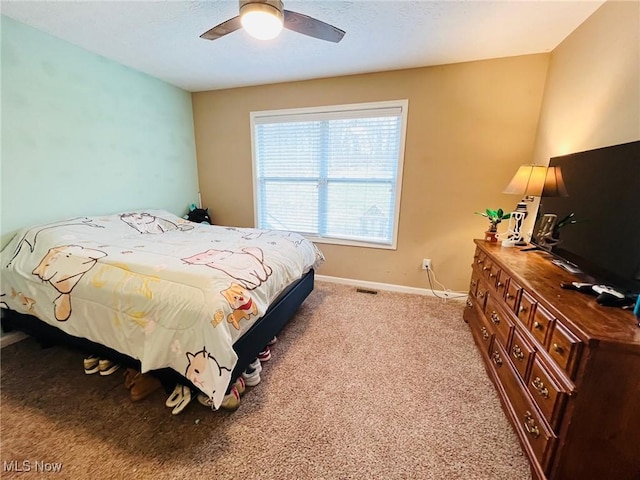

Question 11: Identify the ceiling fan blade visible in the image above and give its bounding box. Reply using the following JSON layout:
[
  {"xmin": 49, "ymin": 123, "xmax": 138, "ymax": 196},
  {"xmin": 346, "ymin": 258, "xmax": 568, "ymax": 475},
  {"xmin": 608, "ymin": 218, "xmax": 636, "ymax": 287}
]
[
  {"xmin": 200, "ymin": 15, "xmax": 242, "ymax": 41},
  {"xmin": 283, "ymin": 10, "xmax": 345, "ymax": 43}
]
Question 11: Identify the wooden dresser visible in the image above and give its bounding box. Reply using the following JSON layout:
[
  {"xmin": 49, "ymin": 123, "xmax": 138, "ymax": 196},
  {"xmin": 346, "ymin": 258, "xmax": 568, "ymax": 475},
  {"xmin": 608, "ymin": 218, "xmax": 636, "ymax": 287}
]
[{"xmin": 463, "ymin": 240, "xmax": 640, "ymax": 480}]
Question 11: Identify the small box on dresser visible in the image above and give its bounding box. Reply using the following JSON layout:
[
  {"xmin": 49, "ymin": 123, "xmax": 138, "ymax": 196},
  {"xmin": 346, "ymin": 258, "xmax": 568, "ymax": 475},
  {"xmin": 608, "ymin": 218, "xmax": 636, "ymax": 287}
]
[{"xmin": 463, "ymin": 240, "xmax": 640, "ymax": 480}]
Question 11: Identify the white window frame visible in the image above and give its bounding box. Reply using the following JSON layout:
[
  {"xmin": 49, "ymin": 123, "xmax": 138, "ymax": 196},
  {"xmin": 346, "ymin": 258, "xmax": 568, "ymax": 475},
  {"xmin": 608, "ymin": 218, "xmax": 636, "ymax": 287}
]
[{"xmin": 250, "ymin": 99, "xmax": 408, "ymax": 250}]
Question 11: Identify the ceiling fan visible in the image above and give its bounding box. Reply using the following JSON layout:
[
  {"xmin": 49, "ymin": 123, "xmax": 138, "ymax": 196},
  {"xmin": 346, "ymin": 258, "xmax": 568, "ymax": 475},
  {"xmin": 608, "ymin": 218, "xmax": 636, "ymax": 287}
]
[{"xmin": 200, "ymin": 0, "xmax": 345, "ymax": 43}]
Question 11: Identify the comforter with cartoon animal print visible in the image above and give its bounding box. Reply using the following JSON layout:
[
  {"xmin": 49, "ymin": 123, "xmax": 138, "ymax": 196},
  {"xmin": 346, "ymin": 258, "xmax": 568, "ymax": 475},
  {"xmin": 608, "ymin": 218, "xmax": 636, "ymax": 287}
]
[{"xmin": 0, "ymin": 210, "xmax": 324, "ymax": 409}]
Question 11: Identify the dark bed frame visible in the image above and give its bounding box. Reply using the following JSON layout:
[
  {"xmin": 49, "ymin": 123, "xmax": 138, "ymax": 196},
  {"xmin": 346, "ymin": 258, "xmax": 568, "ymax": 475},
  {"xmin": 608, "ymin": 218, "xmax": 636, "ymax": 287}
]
[{"xmin": 1, "ymin": 269, "xmax": 314, "ymax": 396}]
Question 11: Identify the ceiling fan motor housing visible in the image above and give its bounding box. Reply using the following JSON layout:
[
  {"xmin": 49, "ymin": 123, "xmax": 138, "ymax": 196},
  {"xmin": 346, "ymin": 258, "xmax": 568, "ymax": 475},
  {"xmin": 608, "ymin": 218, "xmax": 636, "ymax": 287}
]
[{"xmin": 240, "ymin": 0, "xmax": 284, "ymax": 20}]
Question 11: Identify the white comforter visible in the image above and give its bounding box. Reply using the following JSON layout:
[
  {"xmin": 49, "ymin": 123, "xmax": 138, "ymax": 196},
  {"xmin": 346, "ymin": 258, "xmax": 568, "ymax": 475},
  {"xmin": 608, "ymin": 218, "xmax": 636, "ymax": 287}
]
[{"xmin": 0, "ymin": 210, "xmax": 323, "ymax": 408}]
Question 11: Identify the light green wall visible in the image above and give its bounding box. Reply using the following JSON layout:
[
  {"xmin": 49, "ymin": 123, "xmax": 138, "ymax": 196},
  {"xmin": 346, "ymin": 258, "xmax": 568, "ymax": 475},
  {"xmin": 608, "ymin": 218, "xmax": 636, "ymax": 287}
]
[{"xmin": 0, "ymin": 16, "xmax": 199, "ymax": 246}]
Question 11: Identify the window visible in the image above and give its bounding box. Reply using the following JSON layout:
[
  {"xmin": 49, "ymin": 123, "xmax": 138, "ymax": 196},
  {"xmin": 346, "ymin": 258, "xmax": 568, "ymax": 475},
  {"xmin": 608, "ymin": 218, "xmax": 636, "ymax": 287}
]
[{"xmin": 251, "ymin": 100, "xmax": 408, "ymax": 249}]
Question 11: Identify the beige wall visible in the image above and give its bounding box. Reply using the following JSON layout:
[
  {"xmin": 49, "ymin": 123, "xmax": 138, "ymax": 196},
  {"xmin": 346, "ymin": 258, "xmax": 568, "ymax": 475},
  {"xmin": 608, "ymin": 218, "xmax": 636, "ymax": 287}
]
[
  {"xmin": 192, "ymin": 54, "xmax": 549, "ymax": 292},
  {"xmin": 532, "ymin": 0, "xmax": 639, "ymax": 164},
  {"xmin": 523, "ymin": 0, "xmax": 640, "ymax": 237}
]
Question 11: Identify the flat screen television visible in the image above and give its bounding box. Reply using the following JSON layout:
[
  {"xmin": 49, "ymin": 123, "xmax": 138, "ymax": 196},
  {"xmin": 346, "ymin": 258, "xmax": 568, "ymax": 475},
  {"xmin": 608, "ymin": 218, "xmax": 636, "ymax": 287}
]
[{"xmin": 531, "ymin": 140, "xmax": 640, "ymax": 294}]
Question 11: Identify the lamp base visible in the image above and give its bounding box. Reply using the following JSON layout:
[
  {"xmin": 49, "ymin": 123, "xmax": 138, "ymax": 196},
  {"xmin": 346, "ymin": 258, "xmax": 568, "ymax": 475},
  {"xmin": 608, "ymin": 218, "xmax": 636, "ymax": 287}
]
[{"xmin": 502, "ymin": 239, "xmax": 528, "ymax": 248}]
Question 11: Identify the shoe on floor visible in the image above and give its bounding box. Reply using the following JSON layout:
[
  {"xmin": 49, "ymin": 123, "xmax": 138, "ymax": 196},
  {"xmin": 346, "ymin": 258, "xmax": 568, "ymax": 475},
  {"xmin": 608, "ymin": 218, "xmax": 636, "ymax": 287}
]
[
  {"xmin": 248, "ymin": 358, "xmax": 262, "ymax": 373},
  {"xmin": 220, "ymin": 386, "xmax": 241, "ymax": 411},
  {"xmin": 196, "ymin": 392, "xmax": 213, "ymax": 408},
  {"xmin": 98, "ymin": 359, "xmax": 120, "ymax": 376},
  {"xmin": 129, "ymin": 373, "xmax": 161, "ymax": 402},
  {"xmin": 124, "ymin": 368, "xmax": 140, "ymax": 389},
  {"xmin": 83, "ymin": 355, "xmax": 100, "ymax": 375},
  {"xmin": 166, "ymin": 384, "xmax": 187, "ymax": 407},
  {"xmin": 234, "ymin": 376, "xmax": 246, "ymax": 396},
  {"xmin": 267, "ymin": 336, "xmax": 277, "ymax": 346},
  {"xmin": 197, "ymin": 386, "xmax": 241, "ymax": 411},
  {"xmin": 166, "ymin": 385, "xmax": 192, "ymax": 415},
  {"xmin": 257, "ymin": 347, "xmax": 271, "ymax": 362},
  {"xmin": 242, "ymin": 366, "xmax": 261, "ymax": 387}
]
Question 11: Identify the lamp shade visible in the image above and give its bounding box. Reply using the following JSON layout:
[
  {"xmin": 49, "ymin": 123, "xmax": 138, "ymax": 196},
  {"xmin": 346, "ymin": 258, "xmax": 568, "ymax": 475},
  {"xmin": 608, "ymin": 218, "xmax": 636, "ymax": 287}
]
[
  {"xmin": 542, "ymin": 166, "xmax": 568, "ymax": 197},
  {"xmin": 240, "ymin": 1, "xmax": 284, "ymax": 40},
  {"xmin": 503, "ymin": 165, "xmax": 568, "ymax": 198}
]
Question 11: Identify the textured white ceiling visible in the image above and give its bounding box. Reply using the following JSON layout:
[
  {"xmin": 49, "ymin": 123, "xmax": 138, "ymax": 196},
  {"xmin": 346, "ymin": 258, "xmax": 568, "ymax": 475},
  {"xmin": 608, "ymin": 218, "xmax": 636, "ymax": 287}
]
[{"xmin": 1, "ymin": 0, "xmax": 606, "ymax": 92}]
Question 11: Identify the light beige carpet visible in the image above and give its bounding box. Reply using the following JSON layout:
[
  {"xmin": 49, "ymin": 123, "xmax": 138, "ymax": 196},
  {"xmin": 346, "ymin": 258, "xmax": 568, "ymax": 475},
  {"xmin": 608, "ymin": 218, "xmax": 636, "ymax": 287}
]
[{"xmin": 0, "ymin": 281, "xmax": 531, "ymax": 480}]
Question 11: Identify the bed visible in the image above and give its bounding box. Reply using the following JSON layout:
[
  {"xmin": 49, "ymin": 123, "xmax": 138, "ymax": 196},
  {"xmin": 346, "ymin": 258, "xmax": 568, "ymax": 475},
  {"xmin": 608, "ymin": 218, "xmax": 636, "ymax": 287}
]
[{"xmin": 0, "ymin": 209, "xmax": 323, "ymax": 409}]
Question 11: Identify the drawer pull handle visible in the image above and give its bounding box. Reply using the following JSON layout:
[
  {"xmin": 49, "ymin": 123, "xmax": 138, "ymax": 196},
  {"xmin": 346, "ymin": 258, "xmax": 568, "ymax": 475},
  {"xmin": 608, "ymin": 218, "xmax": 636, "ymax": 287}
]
[
  {"xmin": 482, "ymin": 266, "xmax": 489, "ymax": 271},
  {"xmin": 492, "ymin": 351, "xmax": 503, "ymax": 367},
  {"xmin": 490, "ymin": 311, "xmax": 500, "ymax": 325},
  {"xmin": 481, "ymin": 327, "xmax": 489, "ymax": 341},
  {"xmin": 524, "ymin": 411, "xmax": 540, "ymax": 439},
  {"xmin": 497, "ymin": 282, "xmax": 503, "ymax": 288},
  {"xmin": 506, "ymin": 293, "xmax": 513, "ymax": 299},
  {"xmin": 532, "ymin": 377, "xmax": 550, "ymax": 399},
  {"xmin": 471, "ymin": 280, "xmax": 477, "ymax": 287},
  {"xmin": 466, "ymin": 298, "xmax": 473, "ymax": 308},
  {"xmin": 477, "ymin": 259, "xmax": 484, "ymax": 265},
  {"xmin": 512, "ymin": 344, "xmax": 524, "ymax": 361},
  {"xmin": 533, "ymin": 321, "xmax": 543, "ymax": 330},
  {"xmin": 553, "ymin": 343, "xmax": 564, "ymax": 354},
  {"xmin": 519, "ymin": 306, "xmax": 527, "ymax": 314},
  {"xmin": 478, "ymin": 292, "xmax": 485, "ymax": 299}
]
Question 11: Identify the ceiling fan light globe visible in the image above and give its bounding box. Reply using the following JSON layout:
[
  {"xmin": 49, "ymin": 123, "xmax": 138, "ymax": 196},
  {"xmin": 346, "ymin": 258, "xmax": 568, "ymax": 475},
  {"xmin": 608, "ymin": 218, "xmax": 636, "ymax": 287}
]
[{"xmin": 240, "ymin": 3, "xmax": 284, "ymax": 40}]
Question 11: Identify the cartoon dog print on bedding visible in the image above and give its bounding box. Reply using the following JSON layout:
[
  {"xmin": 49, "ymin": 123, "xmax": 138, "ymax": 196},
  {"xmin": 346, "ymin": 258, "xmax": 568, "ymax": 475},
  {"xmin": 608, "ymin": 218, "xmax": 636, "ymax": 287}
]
[
  {"xmin": 185, "ymin": 347, "xmax": 232, "ymax": 398},
  {"xmin": 32, "ymin": 245, "xmax": 107, "ymax": 321},
  {"xmin": 182, "ymin": 247, "xmax": 272, "ymax": 290},
  {"xmin": 120, "ymin": 212, "xmax": 193, "ymax": 234},
  {"xmin": 216, "ymin": 283, "xmax": 258, "ymax": 330}
]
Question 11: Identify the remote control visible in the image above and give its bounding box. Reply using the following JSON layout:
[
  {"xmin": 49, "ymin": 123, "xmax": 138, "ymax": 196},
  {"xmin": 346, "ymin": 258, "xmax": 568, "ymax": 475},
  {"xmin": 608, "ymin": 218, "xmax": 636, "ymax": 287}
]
[
  {"xmin": 592, "ymin": 285, "xmax": 626, "ymax": 299},
  {"xmin": 560, "ymin": 282, "xmax": 595, "ymax": 292}
]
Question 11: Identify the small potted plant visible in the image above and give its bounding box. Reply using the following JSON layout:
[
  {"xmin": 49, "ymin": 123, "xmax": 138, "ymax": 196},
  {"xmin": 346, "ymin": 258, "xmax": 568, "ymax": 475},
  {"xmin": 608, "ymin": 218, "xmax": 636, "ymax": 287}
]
[{"xmin": 476, "ymin": 208, "xmax": 511, "ymax": 242}]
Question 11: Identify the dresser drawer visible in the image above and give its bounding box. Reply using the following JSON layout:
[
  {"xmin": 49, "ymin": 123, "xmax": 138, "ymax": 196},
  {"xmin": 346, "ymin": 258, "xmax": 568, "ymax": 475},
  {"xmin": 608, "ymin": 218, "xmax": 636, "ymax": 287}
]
[
  {"xmin": 505, "ymin": 278, "xmax": 522, "ymax": 312},
  {"xmin": 480, "ymin": 257, "xmax": 493, "ymax": 281},
  {"xmin": 468, "ymin": 269, "xmax": 481, "ymax": 298},
  {"xmin": 527, "ymin": 358, "xmax": 570, "ymax": 431},
  {"xmin": 530, "ymin": 304, "xmax": 555, "ymax": 348},
  {"xmin": 495, "ymin": 270, "xmax": 508, "ymax": 299},
  {"xmin": 485, "ymin": 295, "xmax": 514, "ymax": 350},
  {"xmin": 468, "ymin": 304, "xmax": 494, "ymax": 355},
  {"xmin": 487, "ymin": 262, "xmax": 501, "ymax": 289},
  {"xmin": 509, "ymin": 327, "xmax": 535, "ymax": 383},
  {"xmin": 517, "ymin": 290, "xmax": 536, "ymax": 327},
  {"xmin": 548, "ymin": 321, "xmax": 582, "ymax": 379},
  {"xmin": 475, "ymin": 281, "xmax": 489, "ymax": 312},
  {"xmin": 489, "ymin": 341, "xmax": 556, "ymax": 473}
]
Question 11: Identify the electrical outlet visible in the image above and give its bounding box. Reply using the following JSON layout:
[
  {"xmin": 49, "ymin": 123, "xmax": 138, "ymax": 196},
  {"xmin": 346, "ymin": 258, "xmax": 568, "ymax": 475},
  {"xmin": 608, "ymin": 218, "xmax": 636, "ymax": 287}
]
[{"xmin": 422, "ymin": 258, "xmax": 432, "ymax": 270}]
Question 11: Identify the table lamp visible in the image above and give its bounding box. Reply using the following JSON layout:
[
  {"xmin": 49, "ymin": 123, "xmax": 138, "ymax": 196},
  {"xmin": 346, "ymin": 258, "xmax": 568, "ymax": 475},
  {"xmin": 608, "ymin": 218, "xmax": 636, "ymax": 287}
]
[{"xmin": 501, "ymin": 165, "xmax": 568, "ymax": 246}]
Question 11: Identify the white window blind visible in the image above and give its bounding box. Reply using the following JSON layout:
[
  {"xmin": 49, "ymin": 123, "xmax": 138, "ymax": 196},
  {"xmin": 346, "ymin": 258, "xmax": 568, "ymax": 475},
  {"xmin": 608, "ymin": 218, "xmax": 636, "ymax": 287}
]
[{"xmin": 251, "ymin": 100, "xmax": 408, "ymax": 248}]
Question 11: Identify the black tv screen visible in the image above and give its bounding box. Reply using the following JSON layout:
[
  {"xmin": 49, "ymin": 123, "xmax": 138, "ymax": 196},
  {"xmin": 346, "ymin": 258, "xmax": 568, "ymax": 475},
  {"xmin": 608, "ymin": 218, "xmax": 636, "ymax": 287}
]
[{"xmin": 531, "ymin": 140, "xmax": 640, "ymax": 293}]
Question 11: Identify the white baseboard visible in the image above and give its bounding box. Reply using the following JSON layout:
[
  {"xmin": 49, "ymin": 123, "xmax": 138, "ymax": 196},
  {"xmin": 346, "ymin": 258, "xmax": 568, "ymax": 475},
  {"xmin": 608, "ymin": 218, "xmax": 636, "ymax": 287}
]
[
  {"xmin": 316, "ymin": 275, "xmax": 468, "ymax": 302},
  {"xmin": 0, "ymin": 331, "xmax": 28, "ymax": 349}
]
